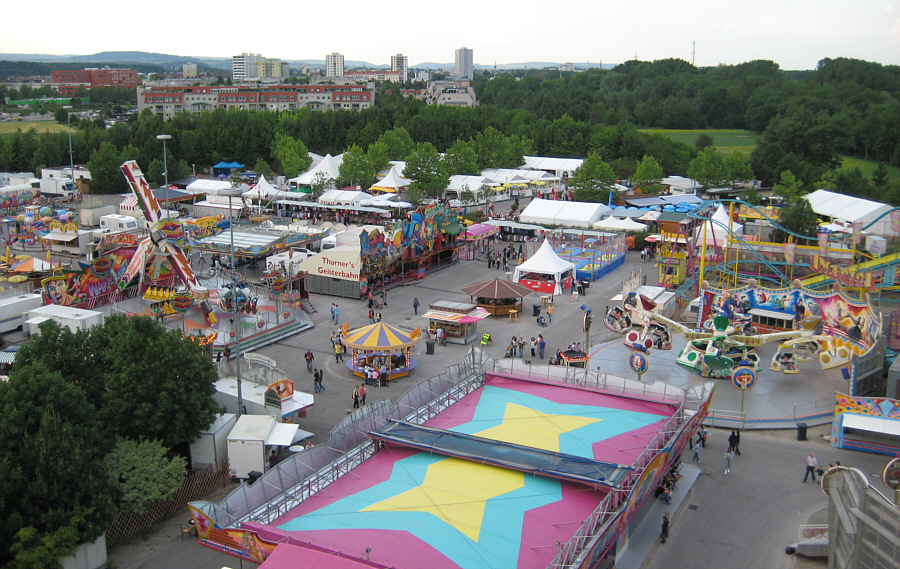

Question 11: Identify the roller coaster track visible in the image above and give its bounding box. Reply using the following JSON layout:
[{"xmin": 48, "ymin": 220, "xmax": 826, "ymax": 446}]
[{"xmin": 673, "ymin": 199, "xmax": 900, "ymax": 297}]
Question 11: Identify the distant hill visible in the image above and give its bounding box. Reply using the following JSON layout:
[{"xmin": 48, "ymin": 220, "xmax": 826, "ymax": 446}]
[{"xmin": 1, "ymin": 51, "xmax": 617, "ymax": 73}]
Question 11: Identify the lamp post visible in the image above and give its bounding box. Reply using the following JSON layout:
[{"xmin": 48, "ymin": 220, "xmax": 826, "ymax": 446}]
[
  {"xmin": 219, "ymin": 187, "xmax": 244, "ymax": 417},
  {"xmin": 156, "ymin": 134, "xmax": 172, "ymax": 188},
  {"xmin": 63, "ymin": 106, "xmax": 75, "ymax": 186}
]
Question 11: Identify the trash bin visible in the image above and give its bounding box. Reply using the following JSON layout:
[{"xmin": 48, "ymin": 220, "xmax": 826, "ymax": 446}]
[
  {"xmin": 581, "ymin": 278, "xmax": 590, "ymax": 290},
  {"xmin": 247, "ymin": 471, "xmax": 263, "ymax": 485},
  {"xmin": 425, "ymin": 339, "xmax": 435, "ymax": 355},
  {"xmin": 796, "ymin": 422, "xmax": 808, "ymax": 441},
  {"xmin": 532, "ymin": 304, "xmax": 541, "ymax": 317}
]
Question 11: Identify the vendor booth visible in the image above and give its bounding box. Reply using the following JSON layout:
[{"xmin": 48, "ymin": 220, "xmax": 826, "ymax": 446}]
[
  {"xmin": 513, "ymin": 240, "xmax": 575, "ymax": 295},
  {"xmin": 422, "ymin": 301, "xmax": 490, "ymax": 344},
  {"xmin": 343, "ymin": 322, "xmax": 419, "ymax": 380},
  {"xmin": 461, "ymin": 278, "xmax": 536, "ymax": 317}
]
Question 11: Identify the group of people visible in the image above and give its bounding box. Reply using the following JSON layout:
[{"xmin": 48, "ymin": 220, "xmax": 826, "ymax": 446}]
[
  {"xmin": 504, "ymin": 335, "xmax": 546, "ymax": 360},
  {"xmin": 330, "ymin": 303, "xmax": 341, "ymax": 325},
  {"xmin": 640, "ymin": 246, "xmax": 654, "ymax": 263},
  {"xmin": 362, "ymin": 363, "xmax": 390, "ymax": 387},
  {"xmin": 487, "ymin": 243, "xmax": 527, "ymax": 272},
  {"xmin": 332, "ymin": 331, "xmax": 346, "ymax": 363},
  {"xmin": 352, "ymin": 384, "xmax": 367, "ymax": 408},
  {"xmin": 655, "ymin": 466, "xmax": 683, "ymax": 505}
]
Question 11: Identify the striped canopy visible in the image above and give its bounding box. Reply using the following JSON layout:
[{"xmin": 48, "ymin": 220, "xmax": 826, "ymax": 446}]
[{"xmin": 343, "ymin": 322, "xmax": 419, "ymax": 350}]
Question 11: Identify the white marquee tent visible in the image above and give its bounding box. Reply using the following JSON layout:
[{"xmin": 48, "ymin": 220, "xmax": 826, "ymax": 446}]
[
  {"xmin": 805, "ymin": 189, "xmax": 895, "ymax": 236},
  {"xmin": 519, "ymin": 198, "xmax": 612, "ymax": 228},
  {"xmin": 697, "ymin": 205, "xmax": 743, "ymax": 244},
  {"xmin": 592, "ymin": 216, "xmax": 648, "ymax": 232},
  {"xmin": 513, "ymin": 240, "xmax": 576, "ymax": 296},
  {"xmin": 370, "ymin": 165, "xmax": 411, "ymax": 194},
  {"xmin": 290, "ymin": 154, "xmax": 343, "ymax": 188},
  {"xmin": 318, "ymin": 189, "xmax": 373, "ymax": 206}
]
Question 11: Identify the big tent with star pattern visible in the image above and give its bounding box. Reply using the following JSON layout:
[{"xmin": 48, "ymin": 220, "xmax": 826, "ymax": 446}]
[{"xmin": 198, "ymin": 372, "xmax": 697, "ymax": 569}]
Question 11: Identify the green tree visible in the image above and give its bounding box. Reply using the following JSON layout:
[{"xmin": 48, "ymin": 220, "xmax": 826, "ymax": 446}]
[
  {"xmin": 688, "ymin": 146, "xmax": 729, "ymax": 190},
  {"xmin": 86, "ymin": 141, "xmax": 127, "ymax": 194},
  {"xmin": 632, "ymin": 155, "xmax": 663, "ymax": 194},
  {"xmin": 774, "ymin": 197, "xmax": 818, "ymax": 243},
  {"xmin": 106, "ymin": 439, "xmax": 187, "ymax": 513},
  {"xmin": 405, "ymin": 142, "xmax": 448, "ymax": 201},
  {"xmin": 376, "ymin": 126, "xmax": 415, "ymax": 160},
  {"xmin": 872, "ymin": 163, "xmax": 888, "ymax": 189},
  {"xmin": 773, "ymin": 170, "xmax": 804, "ymax": 200},
  {"xmin": 442, "ymin": 140, "xmax": 480, "ymax": 176},
  {"xmin": 337, "ymin": 143, "xmax": 375, "ymax": 188},
  {"xmin": 365, "ymin": 141, "xmax": 391, "ymax": 175},
  {"xmin": 725, "ymin": 151, "xmax": 754, "ymax": 186},
  {"xmin": 570, "ymin": 154, "xmax": 617, "ymax": 203},
  {"xmin": 271, "ymin": 133, "xmax": 311, "ymax": 178},
  {"xmin": 695, "ymin": 133, "xmax": 715, "ymax": 150},
  {"xmin": 739, "ymin": 186, "xmax": 764, "ymax": 205},
  {"xmin": 254, "ymin": 158, "xmax": 273, "ymax": 179}
]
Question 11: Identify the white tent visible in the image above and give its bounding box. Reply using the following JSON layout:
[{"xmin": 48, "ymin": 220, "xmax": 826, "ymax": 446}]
[
  {"xmin": 805, "ymin": 189, "xmax": 895, "ymax": 236},
  {"xmin": 592, "ymin": 216, "xmax": 647, "ymax": 232},
  {"xmin": 244, "ymin": 175, "xmax": 291, "ymax": 200},
  {"xmin": 318, "ymin": 189, "xmax": 372, "ymax": 206},
  {"xmin": 370, "ymin": 165, "xmax": 410, "ymax": 193},
  {"xmin": 519, "ymin": 198, "xmax": 612, "ymax": 228},
  {"xmin": 698, "ymin": 205, "xmax": 743, "ymax": 244},
  {"xmin": 444, "ymin": 175, "xmax": 499, "ymax": 204},
  {"xmin": 513, "ymin": 240, "xmax": 576, "ymax": 296},
  {"xmin": 290, "ymin": 154, "xmax": 343, "ymax": 188},
  {"xmin": 185, "ymin": 179, "xmax": 232, "ymax": 195}
]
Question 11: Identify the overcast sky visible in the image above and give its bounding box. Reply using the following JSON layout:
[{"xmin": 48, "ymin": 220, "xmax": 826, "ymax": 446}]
[{"xmin": 2, "ymin": 1, "xmax": 898, "ymax": 70}]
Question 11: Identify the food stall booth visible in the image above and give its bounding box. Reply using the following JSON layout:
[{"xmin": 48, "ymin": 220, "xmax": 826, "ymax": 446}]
[
  {"xmin": 422, "ymin": 301, "xmax": 490, "ymax": 344},
  {"xmin": 461, "ymin": 278, "xmax": 536, "ymax": 317},
  {"xmin": 343, "ymin": 322, "xmax": 419, "ymax": 380},
  {"xmin": 513, "ymin": 240, "xmax": 576, "ymax": 296}
]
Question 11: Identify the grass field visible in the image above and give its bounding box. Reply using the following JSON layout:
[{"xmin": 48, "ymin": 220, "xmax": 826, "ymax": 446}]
[
  {"xmin": 840, "ymin": 155, "xmax": 900, "ymax": 181},
  {"xmin": 0, "ymin": 121, "xmax": 70, "ymax": 135},
  {"xmin": 639, "ymin": 129, "xmax": 760, "ymax": 154}
]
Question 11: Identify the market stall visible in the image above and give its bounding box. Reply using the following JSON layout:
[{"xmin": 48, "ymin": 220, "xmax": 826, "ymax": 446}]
[
  {"xmin": 513, "ymin": 240, "xmax": 576, "ymax": 295},
  {"xmin": 342, "ymin": 322, "xmax": 419, "ymax": 380},
  {"xmin": 422, "ymin": 301, "xmax": 490, "ymax": 344},
  {"xmin": 461, "ymin": 278, "xmax": 536, "ymax": 317}
]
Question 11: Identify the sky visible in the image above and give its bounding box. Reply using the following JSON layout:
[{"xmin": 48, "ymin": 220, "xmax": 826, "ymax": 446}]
[{"xmin": 2, "ymin": 1, "xmax": 899, "ymax": 70}]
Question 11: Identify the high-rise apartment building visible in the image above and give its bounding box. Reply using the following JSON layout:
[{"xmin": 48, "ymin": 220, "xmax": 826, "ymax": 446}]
[
  {"xmin": 391, "ymin": 54, "xmax": 409, "ymax": 83},
  {"xmin": 183, "ymin": 62, "xmax": 197, "ymax": 78},
  {"xmin": 455, "ymin": 47, "xmax": 474, "ymax": 80},
  {"xmin": 232, "ymin": 53, "xmax": 287, "ymax": 82},
  {"xmin": 326, "ymin": 53, "xmax": 345, "ymax": 78}
]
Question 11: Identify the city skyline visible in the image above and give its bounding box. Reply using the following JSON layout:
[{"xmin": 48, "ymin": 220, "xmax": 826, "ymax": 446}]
[{"xmin": 2, "ymin": 1, "xmax": 899, "ymax": 71}]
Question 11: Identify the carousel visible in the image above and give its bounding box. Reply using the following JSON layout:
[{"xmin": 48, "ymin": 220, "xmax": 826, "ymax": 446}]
[
  {"xmin": 343, "ymin": 322, "xmax": 420, "ymax": 380},
  {"xmin": 461, "ymin": 278, "xmax": 536, "ymax": 317}
]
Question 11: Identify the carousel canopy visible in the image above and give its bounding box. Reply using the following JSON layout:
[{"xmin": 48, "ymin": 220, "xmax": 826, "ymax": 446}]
[
  {"xmin": 461, "ymin": 278, "xmax": 535, "ymax": 299},
  {"xmin": 343, "ymin": 322, "xmax": 419, "ymax": 350},
  {"xmin": 10, "ymin": 257, "xmax": 61, "ymax": 272}
]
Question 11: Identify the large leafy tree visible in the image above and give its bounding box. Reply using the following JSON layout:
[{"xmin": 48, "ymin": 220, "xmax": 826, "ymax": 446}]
[
  {"xmin": 632, "ymin": 155, "xmax": 663, "ymax": 194},
  {"xmin": 365, "ymin": 141, "xmax": 392, "ymax": 175},
  {"xmin": 0, "ymin": 365, "xmax": 116, "ymax": 567},
  {"xmin": 725, "ymin": 151, "xmax": 754, "ymax": 186},
  {"xmin": 469, "ymin": 126, "xmax": 532, "ymax": 170},
  {"xmin": 405, "ymin": 142, "xmax": 448, "ymax": 202},
  {"xmin": 337, "ymin": 143, "xmax": 375, "ymax": 188},
  {"xmin": 688, "ymin": 146, "xmax": 729, "ymax": 190},
  {"xmin": 86, "ymin": 141, "xmax": 127, "ymax": 194},
  {"xmin": 376, "ymin": 126, "xmax": 415, "ymax": 160},
  {"xmin": 272, "ymin": 133, "xmax": 311, "ymax": 179},
  {"xmin": 105, "ymin": 439, "xmax": 187, "ymax": 513},
  {"xmin": 14, "ymin": 316, "xmax": 221, "ymax": 452},
  {"xmin": 570, "ymin": 154, "xmax": 617, "ymax": 203},
  {"xmin": 442, "ymin": 140, "xmax": 480, "ymax": 177}
]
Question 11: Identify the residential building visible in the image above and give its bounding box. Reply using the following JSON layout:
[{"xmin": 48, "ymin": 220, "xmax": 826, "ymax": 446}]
[
  {"xmin": 232, "ymin": 53, "xmax": 287, "ymax": 82},
  {"xmin": 325, "ymin": 53, "xmax": 345, "ymax": 78},
  {"xmin": 344, "ymin": 70, "xmax": 400, "ymax": 83},
  {"xmin": 232, "ymin": 53, "xmax": 261, "ymax": 82},
  {"xmin": 137, "ymin": 84, "xmax": 375, "ymax": 120},
  {"xmin": 425, "ymin": 80, "xmax": 477, "ymax": 107},
  {"xmin": 51, "ymin": 68, "xmax": 139, "ymax": 96},
  {"xmin": 455, "ymin": 47, "xmax": 474, "ymax": 80},
  {"xmin": 183, "ymin": 63, "xmax": 198, "ymax": 78},
  {"xmin": 391, "ymin": 54, "xmax": 409, "ymax": 83}
]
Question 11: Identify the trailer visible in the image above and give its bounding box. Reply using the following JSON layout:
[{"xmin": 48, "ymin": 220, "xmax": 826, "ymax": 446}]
[
  {"xmin": 226, "ymin": 414, "xmax": 300, "ymax": 480},
  {"xmin": 25, "ymin": 304, "xmax": 104, "ymax": 335},
  {"xmin": 0, "ymin": 291, "xmax": 43, "ymax": 333},
  {"xmin": 190, "ymin": 413, "xmax": 237, "ymax": 471}
]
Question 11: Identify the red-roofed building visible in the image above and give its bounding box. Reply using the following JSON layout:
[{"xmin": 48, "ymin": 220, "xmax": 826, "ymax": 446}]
[{"xmin": 52, "ymin": 68, "xmax": 139, "ymax": 96}]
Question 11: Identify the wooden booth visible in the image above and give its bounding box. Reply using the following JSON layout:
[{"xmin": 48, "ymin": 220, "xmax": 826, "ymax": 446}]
[{"xmin": 423, "ymin": 301, "xmax": 490, "ymax": 345}]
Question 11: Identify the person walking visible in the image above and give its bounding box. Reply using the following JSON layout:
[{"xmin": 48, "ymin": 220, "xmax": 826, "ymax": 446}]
[
  {"xmin": 803, "ymin": 452, "xmax": 818, "ymax": 483},
  {"xmin": 334, "ymin": 342, "xmax": 344, "ymax": 363},
  {"xmin": 413, "ymin": 297, "xmax": 420, "ymax": 315},
  {"xmin": 360, "ymin": 383, "xmax": 366, "ymax": 405},
  {"xmin": 334, "ymin": 304, "xmax": 340, "ymax": 325},
  {"xmin": 641, "ymin": 248, "xmax": 646, "ymax": 263},
  {"xmin": 728, "ymin": 430, "xmax": 741, "ymax": 456},
  {"xmin": 312, "ymin": 368, "xmax": 320, "ymax": 393},
  {"xmin": 530, "ymin": 337, "xmax": 537, "ymax": 357},
  {"xmin": 724, "ymin": 448, "xmax": 734, "ymax": 475},
  {"xmin": 305, "ymin": 349, "xmax": 314, "ymax": 373},
  {"xmin": 732, "ymin": 430, "xmax": 741, "ymax": 456},
  {"xmin": 517, "ymin": 337, "xmax": 525, "ymax": 358},
  {"xmin": 538, "ymin": 335, "xmax": 546, "ymax": 359},
  {"xmin": 368, "ymin": 309, "xmax": 375, "ymax": 324},
  {"xmin": 696, "ymin": 426, "xmax": 708, "ymax": 448},
  {"xmin": 352, "ymin": 385, "xmax": 360, "ymax": 409},
  {"xmin": 660, "ymin": 512, "xmax": 670, "ymax": 544},
  {"xmin": 692, "ymin": 444, "xmax": 701, "ymax": 463},
  {"xmin": 547, "ymin": 303, "xmax": 554, "ymax": 323},
  {"xmin": 439, "ymin": 326, "xmax": 447, "ymax": 347}
]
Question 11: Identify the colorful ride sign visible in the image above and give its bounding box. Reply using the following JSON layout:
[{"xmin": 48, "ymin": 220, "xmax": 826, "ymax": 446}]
[
  {"xmin": 731, "ymin": 366, "xmax": 757, "ymax": 390},
  {"xmin": 629, "ymin": 351, "xmax": 649, "ymax": 377}
]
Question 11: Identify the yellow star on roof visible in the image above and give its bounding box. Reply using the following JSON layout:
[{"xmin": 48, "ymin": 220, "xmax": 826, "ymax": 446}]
[
  {"xmin": 362, "ymin": 458, "xmax": 523, "ymax": 541},
  {"xmin": 474, "ymin": 402, "xmax": 602, "ymax": 452}
]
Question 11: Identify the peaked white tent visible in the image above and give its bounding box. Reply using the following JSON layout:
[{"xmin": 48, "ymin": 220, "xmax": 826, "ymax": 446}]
[
  {"xmin": 290, "ymin": 154, "xmax": 343, "ymax": 188},
  {"xmin": 592, "ymin": 216, "xmax": 647, "ymax": 232},
  {"xmin": 245, "ymin": 175, "xmax": 291, "ymax": 200},
  {"xmin": 318, "ymin": 189, "xmax": 373, "ymax": 206},
  {"xmin": 370, "ymin": 165, "xmax": 411, "ymax": 194},
  {"xmin": 698, "ymin": 205, "xmax": 743, "ymax": 244},
  {"xmin": 513, "ymin": 240, "xmax": 576, "ymax": 296}
]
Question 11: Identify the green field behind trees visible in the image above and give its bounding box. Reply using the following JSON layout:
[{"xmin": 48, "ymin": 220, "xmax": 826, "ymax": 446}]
[
  {"xmin": 640, "ymin": 129, "xmax": 760, "ymax": 155},
  {"xmin": 0, "ymin": 121, "xmax": 70, "ymax": 135}
]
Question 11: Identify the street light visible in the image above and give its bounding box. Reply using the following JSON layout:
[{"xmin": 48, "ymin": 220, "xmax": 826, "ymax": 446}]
[
  {"xmin": 63, "ymin": 106, "xmax": 75, "ymax": 185},
  {"xmin": 157, "ymin": 134, "xmax": 172, "ymax": 188},
  {"xmin": 219, "ymin": 187, "xmax": 244, "ymax": 417}
]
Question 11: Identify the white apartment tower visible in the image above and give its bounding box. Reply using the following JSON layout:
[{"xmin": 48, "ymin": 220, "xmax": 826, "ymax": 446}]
[
  {"xmin": 182, "ymin": 62, "xmax": 197, "ymax": 78},
  {"xmin": 455, "ymin": 47, "xmax": 474, "ymax": 80},
  {"xmin": 232, "ymin": 53, "xmax": 262, "ymax": 82},
  {"xmin": 326, "ymin": 53, "xmax": 345, "ymax": 78},
  {"xmin": 391, "ymin": 54, "xmax": 409, "ymax": 83}
]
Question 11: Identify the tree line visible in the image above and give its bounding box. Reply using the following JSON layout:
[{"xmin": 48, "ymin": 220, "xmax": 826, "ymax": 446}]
[{"xmin": 0, "ymin": 56, "xmax": 898, "ymax": 202}]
